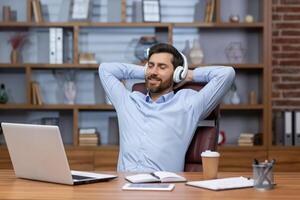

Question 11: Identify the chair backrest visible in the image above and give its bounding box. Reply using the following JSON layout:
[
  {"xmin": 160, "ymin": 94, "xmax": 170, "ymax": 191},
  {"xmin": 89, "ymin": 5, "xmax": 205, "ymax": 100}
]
[{"xmin": 132, "ymin": 82, "xmax": 220, "ymax": 172}]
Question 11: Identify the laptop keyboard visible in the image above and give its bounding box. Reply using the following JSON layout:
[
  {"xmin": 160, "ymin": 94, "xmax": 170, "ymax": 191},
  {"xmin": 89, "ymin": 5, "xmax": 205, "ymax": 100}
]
[{"xmin": 72, "ymin": 174, "xmax": 92, "ymax": 180}]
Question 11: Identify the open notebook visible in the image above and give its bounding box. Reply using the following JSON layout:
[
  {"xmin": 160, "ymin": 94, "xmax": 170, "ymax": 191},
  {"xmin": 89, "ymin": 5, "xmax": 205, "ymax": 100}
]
[
  {"xmin": 186, "ymin": 177, "xmax": 254, "ymax": 191},
  {"xmin": 125, "ymin": 172, "xmax": 186, "ymax": 183}
]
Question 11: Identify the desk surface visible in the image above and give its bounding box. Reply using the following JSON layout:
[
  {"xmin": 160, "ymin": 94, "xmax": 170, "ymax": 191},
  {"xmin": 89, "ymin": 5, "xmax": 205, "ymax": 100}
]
[{"xmin": 0, "ymin": 170, "xmax": 299, "ymax": 200}]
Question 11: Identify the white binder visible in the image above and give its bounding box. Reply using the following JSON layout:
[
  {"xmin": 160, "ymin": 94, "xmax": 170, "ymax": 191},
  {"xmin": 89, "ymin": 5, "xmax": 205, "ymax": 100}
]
[
  {"xmin": 56, "ymin": 28, "xmax": 63, "ymax": 64},
  {"xmin": 49, "ymin": 28, "xmax": 56, "ymax": 64},
  {"xmin": 284, "ymin": 111, "xmax": 293, "ymax": 146},
  {"xmin": 294, "ymin": 111, "xmax": 300, "ymax": 146}
]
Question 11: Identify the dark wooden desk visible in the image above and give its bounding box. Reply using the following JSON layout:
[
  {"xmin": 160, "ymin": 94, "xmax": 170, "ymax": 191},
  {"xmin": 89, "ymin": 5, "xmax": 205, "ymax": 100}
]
[{"xmin": 0, "ymin": 170, "xmax": 299, "ymax": 200}]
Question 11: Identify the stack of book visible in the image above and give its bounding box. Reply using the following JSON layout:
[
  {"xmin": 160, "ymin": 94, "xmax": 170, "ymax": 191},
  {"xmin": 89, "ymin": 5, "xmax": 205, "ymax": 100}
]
[
  {"xmin": 2, "ymin": 6, "xmax": 17, "ymax": 21},
  {"xmin": 31, "ymin": 81, "xmax": 43, "ymax": 105},
  {"xmin": 79, "ymin": 128, "xmax": 100, "ymax": 147},
  {"xmin": 238, "ymin": 133, "xmax": 255, "ymax": 146},
  {"xmin": 204, "ymin": 0, "xmax": 215, "ymax": 23},
  {"xmin": 79, "ymin": 53, "xmax": 98, "ymax": 64}
]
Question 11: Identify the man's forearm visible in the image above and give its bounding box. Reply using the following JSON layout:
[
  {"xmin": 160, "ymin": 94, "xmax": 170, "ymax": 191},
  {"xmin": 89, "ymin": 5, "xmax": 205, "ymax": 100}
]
[
  {"xmin": 98, "ymin": 62, "xmax": 145, "ymax": 108},
  {"xmin": 192, "ymin": 66, "xmax": 235, "ymax": 83},
  {"xmin": 99, "ymin": 62, "xmax": 145, "ymax": 81}
]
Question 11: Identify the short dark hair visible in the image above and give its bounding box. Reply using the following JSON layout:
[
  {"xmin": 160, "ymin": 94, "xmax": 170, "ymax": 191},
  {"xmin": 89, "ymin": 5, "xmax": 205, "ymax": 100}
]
[{"xmin": 148, "ymin": 43, "xmax": 183, "ymax": 70}]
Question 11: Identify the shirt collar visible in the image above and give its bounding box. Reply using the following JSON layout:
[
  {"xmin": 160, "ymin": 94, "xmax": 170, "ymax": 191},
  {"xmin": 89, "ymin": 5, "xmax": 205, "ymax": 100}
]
[{"xmin": 145, "ymin": 91, "xmax": 174, "ymax": 103}]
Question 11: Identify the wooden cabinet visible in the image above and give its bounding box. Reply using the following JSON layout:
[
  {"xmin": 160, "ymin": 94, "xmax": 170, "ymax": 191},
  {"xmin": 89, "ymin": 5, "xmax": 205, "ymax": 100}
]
[{"xmin": 0, "ymin": 0, "xmax": 279, "ymax": 171}]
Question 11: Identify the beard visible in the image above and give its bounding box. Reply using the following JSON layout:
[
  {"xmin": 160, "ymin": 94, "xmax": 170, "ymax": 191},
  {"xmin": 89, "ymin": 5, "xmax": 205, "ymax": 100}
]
[{"xmin": 145, "ymin": 74, "xmax": 173, "ymax": 94}]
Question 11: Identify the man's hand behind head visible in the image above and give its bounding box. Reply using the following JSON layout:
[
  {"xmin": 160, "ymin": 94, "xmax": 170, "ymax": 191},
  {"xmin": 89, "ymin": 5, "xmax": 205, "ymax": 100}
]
[{"xmin": 173, "ymin": 69, "xmax": 193, "ymax": 90}]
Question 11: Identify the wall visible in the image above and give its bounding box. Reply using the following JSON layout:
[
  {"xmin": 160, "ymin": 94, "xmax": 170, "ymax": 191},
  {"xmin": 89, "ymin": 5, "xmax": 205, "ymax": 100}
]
[{"xmin": 272, "ymin": 0, "xmax": 300, "ymax": 108}]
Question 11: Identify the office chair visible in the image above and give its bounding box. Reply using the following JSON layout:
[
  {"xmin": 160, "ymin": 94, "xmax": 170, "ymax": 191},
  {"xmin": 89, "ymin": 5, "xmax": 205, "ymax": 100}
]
[{"xmin": 132, "ymin": 82, "xmax": 220, "ymax": 172}]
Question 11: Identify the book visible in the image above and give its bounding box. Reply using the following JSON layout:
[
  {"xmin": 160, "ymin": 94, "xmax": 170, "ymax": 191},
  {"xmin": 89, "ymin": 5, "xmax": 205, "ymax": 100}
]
[
  {"xmin": 3, "ymin": 6, "xmax": 11, "ymax": 21},
  {"xmin": 194, "ymin": 0, "xmax": 206, "ymax": 22},
  {"xmin": 125, "ymin": 172, "xmax": 186, "ymax": 183},
  {"xmin": 79, "ymin": 127, "xmax": 97, "ymax": 134},
  {"xmin": 208, "ymin": 0, "xmax": 215, "ymax": 23},
  {"xmin": 186, "ymin": 177, "xmax": 254, "ymax": 191},
  {"xmin": 33, "ymin": 82, "xmax": 43, "ymax": 105},
  {"xmin": 79, "ymin": 53, "xmax": 97, "ymax": 64},
  {"xmin": 31, "ymin": 81, "xmax": 43, "ymax": 105},
  {"xmin": 32, "ymin": 0, "xmax": 43, "ymax": 22},
  {"xmin": 36, "ymin": 0, "xmax": 44, "ymax": 22}
]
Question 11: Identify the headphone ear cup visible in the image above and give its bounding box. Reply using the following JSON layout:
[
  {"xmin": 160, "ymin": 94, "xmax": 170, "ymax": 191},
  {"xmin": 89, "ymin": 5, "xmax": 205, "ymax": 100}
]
[{"xmin": 173, "ymin": 66, "xmax": 184, "ymax": 83}]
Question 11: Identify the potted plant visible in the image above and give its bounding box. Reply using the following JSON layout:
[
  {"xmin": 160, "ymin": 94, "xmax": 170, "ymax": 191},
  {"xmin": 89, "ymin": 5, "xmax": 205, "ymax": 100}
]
[{"xmin": 8, "ymin": 33, "xmax": 28, "ymax": 64}]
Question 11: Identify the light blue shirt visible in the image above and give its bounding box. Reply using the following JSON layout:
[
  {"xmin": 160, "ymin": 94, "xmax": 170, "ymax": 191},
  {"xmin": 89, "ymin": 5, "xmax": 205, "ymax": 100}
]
[{"xmin": 99, "ymin": 63, "xmax": 235, "ymax": 172}]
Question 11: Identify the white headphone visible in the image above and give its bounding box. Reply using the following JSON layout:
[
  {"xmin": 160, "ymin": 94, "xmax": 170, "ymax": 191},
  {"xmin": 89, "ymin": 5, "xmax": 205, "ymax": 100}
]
[{"xmin": 145, "ymin": 48, "xmax": 188, "ymax": 83}]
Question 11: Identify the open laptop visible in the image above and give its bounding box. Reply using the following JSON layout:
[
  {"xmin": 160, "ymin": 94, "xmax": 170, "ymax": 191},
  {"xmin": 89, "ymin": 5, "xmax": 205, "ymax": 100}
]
[{"xmin": 1, "ymin": 122, "xmax": 117, "ymax": 185}]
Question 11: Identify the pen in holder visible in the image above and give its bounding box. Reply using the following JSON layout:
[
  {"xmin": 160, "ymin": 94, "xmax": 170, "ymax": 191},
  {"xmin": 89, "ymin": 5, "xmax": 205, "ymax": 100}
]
[{"xmin": 252, "ymin": 159, "xmax": 275, "ymax": 190}]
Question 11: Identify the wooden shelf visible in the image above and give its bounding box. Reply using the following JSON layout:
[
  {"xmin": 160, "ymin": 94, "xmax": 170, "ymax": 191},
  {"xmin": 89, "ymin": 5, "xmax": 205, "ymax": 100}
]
[
  {"xmin": 0, "ymin": 104, "xmax": 264, "ymax": 111},
  {"xmin": 0, "ymin": 21, "xmax": 171, "ymax": 28},
  {"xmin": 190, "ymin": 63, "xmax": 264, "ymax": 69},
  {"xmin": 0, "ymin": 103, "xmax": 263, "ymax": 111},
  {"xmin": 173, "ymin": 22, "xmax": 264, "ymax": 28},
  {"xmin": 0, "ymin": 63, "xmax": 99, "ymax": 69},
  {"xmin": 0, "ymin": 104, "xmax": 114, "ymax": 110},
  {"xmin": 65, "ymin": 145, "xmax": 119, "ymax": 150},
  {"xmin": 220, "ymin": 104, "xmax": 264, "ymax": 110},
  {"xmin": 0, "ymin": 21, "xmax": 263, "ymax": 29},
  {"xmin": 0, "ymin": 63, "xmax": 263, "ymax": 70},
  {"xmin": 219, "ymin": 145, "xmax": 266, "ymax": 151},
  {"xmin": 269, "ymin": 146, "xmax": 300, "ymax": 151},
  {"xmin": 0, "ymin": 145, "xmax": 119, "ymax": 150}
]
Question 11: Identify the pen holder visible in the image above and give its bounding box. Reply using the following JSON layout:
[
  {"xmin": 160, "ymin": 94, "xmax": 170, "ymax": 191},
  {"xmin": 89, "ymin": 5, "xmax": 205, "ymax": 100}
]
[{"xmin": 252, "ymin": 162, "xmax": 274, "ymax": 190}]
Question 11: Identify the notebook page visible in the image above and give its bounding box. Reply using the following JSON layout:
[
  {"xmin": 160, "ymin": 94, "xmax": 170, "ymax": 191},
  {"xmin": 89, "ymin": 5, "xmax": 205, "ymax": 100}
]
[{"xmin": 186, "ymin": 177, "xmax": 254, "ymax": 190}]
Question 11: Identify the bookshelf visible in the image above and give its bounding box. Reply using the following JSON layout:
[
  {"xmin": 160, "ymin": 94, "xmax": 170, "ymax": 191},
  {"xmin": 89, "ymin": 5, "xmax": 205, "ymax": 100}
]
[{"xmin": 0, "ymin": 0, "xmax": 277, "ymax": 171}]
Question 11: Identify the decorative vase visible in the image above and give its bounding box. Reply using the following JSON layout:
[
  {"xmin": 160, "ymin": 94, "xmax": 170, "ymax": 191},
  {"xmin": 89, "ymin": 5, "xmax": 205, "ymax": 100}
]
[
  {"xmin": 225, "ymin": 42, "xmax": 246, "ymax": 63},
  {"xmin": 10, "ymin": 49, "xmax": 18, "ymax": 64},
  {"xmin": 231, "ymin": 91, "xmax": 241, "ymax": 104},
  {"xmin": 249, "ymin": 90, "xmax": 257, "ymax": 104},
  {"xmin": 0, "ymin": 83, "xmax": 9, "ymax": 104},
  {"xmin": 63, "ymin": 81, "xmax": 76, "ymax": 104},
  {"xmin": 189, "ymin": 38, "xmax": 204, "ymax": 65},
  {"xmin": 134, "ymin": 36, "xmax": 158, "ymax": 62}
]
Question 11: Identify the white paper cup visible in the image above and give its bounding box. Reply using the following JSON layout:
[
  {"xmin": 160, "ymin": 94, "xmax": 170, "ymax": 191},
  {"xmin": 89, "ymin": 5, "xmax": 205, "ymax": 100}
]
[{"xmin": 201, "ymin": 150, "xmax": 220, "ymax": 180}]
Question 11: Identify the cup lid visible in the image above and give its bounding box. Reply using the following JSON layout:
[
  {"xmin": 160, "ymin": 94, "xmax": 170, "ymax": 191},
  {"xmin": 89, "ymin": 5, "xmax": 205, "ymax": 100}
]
[{"xmin": 201, "ymin": 150, "xmax": 220, "ymax": 157}]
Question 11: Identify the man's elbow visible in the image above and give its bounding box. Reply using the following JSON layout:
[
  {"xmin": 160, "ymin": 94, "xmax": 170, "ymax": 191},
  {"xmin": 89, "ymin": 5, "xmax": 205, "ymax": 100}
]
[
  {"xmin": 225, "ymin": 66, "xmax": 235, "ymax": 82},
  {"xmin": 99, "ymin": 62, "xmax": 110, "ymax": 74}
]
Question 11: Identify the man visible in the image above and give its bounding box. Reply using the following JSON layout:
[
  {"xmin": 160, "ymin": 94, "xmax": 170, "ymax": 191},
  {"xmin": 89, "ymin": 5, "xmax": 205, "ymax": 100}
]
[{"xmin": 99, "ymin": 43, "xmax": 235, "ymax": 172}]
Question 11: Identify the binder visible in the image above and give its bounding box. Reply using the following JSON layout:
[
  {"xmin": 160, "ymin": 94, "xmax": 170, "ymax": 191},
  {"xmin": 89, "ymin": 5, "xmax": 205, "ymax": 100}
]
[
  {"xmin": 274, "ymin": 112, "xmax": 284, "ymax": 145},
  {"xmin": 49, "ymin": 28, "xmax": 63, "ymax": 64},
  {"xmin": 283, "ymin": 111, "xmax": 293, "ymax": 146},
  {"xmin": 294, "ymin": 111, "xmax": 300, "ymax": 146},
  {"xmin": 56, "ymin": 28, "xmax": 63, "ymax": 64},
  {"xmin": 49, "ymin": 28, "xmax": 56, "ymax": 64}
]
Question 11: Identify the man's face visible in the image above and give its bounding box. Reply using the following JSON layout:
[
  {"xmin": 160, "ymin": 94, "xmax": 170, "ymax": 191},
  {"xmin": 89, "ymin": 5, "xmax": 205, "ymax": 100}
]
[{"xmin": 145, "ymin": 52, "xmax": 174, "ymax": 94}]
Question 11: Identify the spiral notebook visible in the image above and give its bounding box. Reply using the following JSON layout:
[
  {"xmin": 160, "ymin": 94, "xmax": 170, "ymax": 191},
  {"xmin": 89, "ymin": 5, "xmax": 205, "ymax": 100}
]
[{"xmin": 186, "ymin": 177, "xmax": 254, "ymax": 191}]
